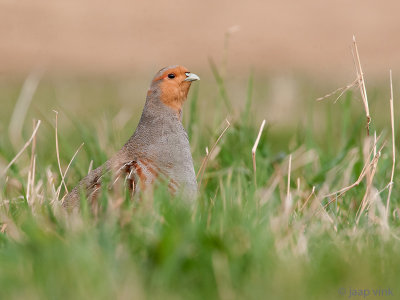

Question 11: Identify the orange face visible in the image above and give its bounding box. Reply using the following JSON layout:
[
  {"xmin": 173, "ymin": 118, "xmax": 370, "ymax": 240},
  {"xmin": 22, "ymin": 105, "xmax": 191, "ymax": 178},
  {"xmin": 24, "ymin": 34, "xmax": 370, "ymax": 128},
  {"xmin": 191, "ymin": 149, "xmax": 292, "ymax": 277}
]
[{"xmin": 151, "ymin": 65, "xmax": 200, "ymax": 113}]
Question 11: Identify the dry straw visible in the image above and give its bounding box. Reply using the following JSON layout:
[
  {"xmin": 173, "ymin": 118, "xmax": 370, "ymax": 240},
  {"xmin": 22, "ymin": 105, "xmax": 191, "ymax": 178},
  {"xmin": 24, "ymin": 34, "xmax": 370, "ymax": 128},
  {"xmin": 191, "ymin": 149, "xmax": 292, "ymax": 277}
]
[
  {"xmin": 197, "ymin": 119, "xmax": 231, "ymax": 188},
  {"xmin": 252, "ymin": 119, "xmax": 266, "ymax": 185},
  {"xmin": 316, "ymin": 36, "xmax": 397, "ymax": 225},
  {"xmin": 317, "ymin": 36, "xmax": 371, "ymax": 136},
  {"xmin": 2, "ymin": 120, "xmax": 41, "ymax": 177},
  {"xmin": 386, "ymin": 70, "xmax": 395, "ymax": 220},
  {"xmin": 53, "ymin": 111, "xmax": 84, "ymax": 201}
]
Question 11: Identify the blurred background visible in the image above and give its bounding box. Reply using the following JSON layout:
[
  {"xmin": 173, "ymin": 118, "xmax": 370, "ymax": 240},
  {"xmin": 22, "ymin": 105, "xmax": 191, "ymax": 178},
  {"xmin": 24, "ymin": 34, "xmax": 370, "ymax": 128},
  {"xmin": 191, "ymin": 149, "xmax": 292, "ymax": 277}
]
[
  {"xmin": 1, "ymin": 0, "xmax": 400, "ymax": 77},
  {"xmin": 0, "ymin": 0, "xmax": 399, "ymax": 156}
]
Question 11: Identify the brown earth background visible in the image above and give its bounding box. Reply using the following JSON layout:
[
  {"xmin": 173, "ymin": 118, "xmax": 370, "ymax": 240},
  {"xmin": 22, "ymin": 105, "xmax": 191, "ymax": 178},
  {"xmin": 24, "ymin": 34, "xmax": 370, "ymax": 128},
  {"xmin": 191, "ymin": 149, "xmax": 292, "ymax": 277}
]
[{"xmin": 1, "ymin": 0, "xmax": 400, "ymax": 78}]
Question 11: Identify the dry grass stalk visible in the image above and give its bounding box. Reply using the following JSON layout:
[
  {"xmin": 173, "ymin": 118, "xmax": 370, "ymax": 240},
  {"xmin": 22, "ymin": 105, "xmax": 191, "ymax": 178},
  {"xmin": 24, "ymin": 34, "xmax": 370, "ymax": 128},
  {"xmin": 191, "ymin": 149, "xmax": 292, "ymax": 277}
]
[
  {"xmin": 296, "ymin": 177, "xmax": 301, "ymax": 193},
  {"xmin": 8, "ymin": 70, "xmax": 42, "ymax": 148},
  {"xmin": 46, "ymin": 167, "xmax": 58, "ymax": 201},
  {"xmin": 321, "ymin": 136, "xmax": 384, "ymax": 206},
  {"xmin": 299, "ymin": 186, "xmax": 316, "ymax": 212},
  {"xmin": 2, "ymin": 120, "xmax": 41, "ymax": 177},
  {"xmin": 27, "ymin": 156, "xmax": 36, "ymax": 205},
  {"xmin": 356, "ymin": 135, "xmax": 377, "ymax": 218},
  {"xmin": 53, "ymin": 111, "xmax": 68, "ymax": 197},
  {"xmin": 284, "ymin": 154, "xmax": 292, "ymax": 214},
  {"xmin": 316, "ymin": 79, "xmax": 358, "ymax": 102},
  {"xmin": 53, "ymin": 111, "xmax": 85, "ymax": 200},
  {"xmin": 319, "ymin": 202, "xmax": 338, "ymax": 232},
  {"xmin": 316, "ymin": 36, "xmax": 371, "ymax": 136},
  {"xmin": 197, "ymin": 119, "xmax": 231, "ymax": 188},
  {"xmin": 26, "ymin": 120, "xmax": 38, "ymax": 204},
  {"xmin": 206, "ymin": 187, "xmax": 219, "ymax": 229},
  {"xmin": 88, "ymin": 160, "xmax": 94, "ymax": 175},
  {"xmin": 57, "ymin": 143, "xmax": 84, "ymax": 200},
  {"xmin": 386, "ymin": 70, "xmax": 395, "ymax": 220},
  {"xmin": 356, "ymin": 140, "xmax": 382, "ymax": 224},
  {"xmin": 317, "ymin": 37, "xmax": 378, "ymax": 219},
  {"xmin": 352, "ymin": 35, "xmax": 371, "ymax": 136},
  {"xmin": 252, "ymin": 119, "xmax": 266, "ymax": 185}
]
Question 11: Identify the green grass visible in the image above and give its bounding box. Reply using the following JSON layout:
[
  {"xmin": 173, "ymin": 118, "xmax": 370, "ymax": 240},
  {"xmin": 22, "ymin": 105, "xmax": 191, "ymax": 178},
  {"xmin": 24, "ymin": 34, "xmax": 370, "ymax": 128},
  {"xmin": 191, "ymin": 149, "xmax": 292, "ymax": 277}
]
[{"xmin": 0, "ymin": 69, "xmax": 400, "ymax": 300}]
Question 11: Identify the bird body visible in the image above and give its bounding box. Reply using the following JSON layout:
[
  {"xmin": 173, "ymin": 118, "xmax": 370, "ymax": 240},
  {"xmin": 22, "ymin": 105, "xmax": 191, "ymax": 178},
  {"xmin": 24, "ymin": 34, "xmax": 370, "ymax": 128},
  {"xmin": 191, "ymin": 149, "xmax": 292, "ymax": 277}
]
[{"xmin": 62, "ymin": 66, "xmax": 199, "ymax": 211}]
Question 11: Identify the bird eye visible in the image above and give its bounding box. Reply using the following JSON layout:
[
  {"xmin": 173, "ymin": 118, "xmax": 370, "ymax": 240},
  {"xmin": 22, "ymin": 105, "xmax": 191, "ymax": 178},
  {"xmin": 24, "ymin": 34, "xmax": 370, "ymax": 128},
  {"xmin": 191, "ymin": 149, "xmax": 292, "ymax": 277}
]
[{"xmin": 167, "ymin": 73, "xmax": 175, "ymax": 79}]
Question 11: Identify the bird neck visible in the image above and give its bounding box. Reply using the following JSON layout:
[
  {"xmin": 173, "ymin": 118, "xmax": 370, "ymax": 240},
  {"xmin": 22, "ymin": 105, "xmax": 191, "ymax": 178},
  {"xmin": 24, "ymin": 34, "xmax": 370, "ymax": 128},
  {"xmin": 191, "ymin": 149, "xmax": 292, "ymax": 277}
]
[{"xmin": 146, "ymin": 88, "xmax": 185, "ymax": 121}]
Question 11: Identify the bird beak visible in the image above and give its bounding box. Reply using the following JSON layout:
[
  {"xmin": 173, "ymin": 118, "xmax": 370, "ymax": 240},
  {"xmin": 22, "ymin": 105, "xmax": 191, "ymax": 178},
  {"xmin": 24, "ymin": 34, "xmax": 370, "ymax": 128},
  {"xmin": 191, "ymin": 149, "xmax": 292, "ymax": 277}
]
[{"xmin": 184, "ymin": 72, "xmax": 200, "ymax": 82}]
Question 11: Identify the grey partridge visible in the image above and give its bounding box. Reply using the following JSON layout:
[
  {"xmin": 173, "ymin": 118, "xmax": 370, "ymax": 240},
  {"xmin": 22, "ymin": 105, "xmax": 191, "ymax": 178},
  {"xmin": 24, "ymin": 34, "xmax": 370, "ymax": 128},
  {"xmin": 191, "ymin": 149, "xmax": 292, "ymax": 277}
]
[{"xmin": 62, "ymin": 65, "xmax": 200, "ymax": 211}]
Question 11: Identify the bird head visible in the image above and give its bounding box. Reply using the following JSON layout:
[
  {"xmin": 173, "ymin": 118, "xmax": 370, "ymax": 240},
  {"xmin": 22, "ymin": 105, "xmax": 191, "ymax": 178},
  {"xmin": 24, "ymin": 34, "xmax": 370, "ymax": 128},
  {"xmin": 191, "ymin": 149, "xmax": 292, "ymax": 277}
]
[{"xmin": 149, "ymin": 65, "xmax": 200, "ymax": 114}]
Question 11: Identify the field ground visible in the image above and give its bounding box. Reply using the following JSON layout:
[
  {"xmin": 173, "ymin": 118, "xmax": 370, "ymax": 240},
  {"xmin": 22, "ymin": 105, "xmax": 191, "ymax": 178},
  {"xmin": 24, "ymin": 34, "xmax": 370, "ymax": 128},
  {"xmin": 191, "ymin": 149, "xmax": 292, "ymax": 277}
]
[
  {"xmin": 2, "ymin": 0, "xmax": 400, "ymax": 76},
  {"xmin": 0, "ymin": 64, "xmax": 400, "ymax": 299}
]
